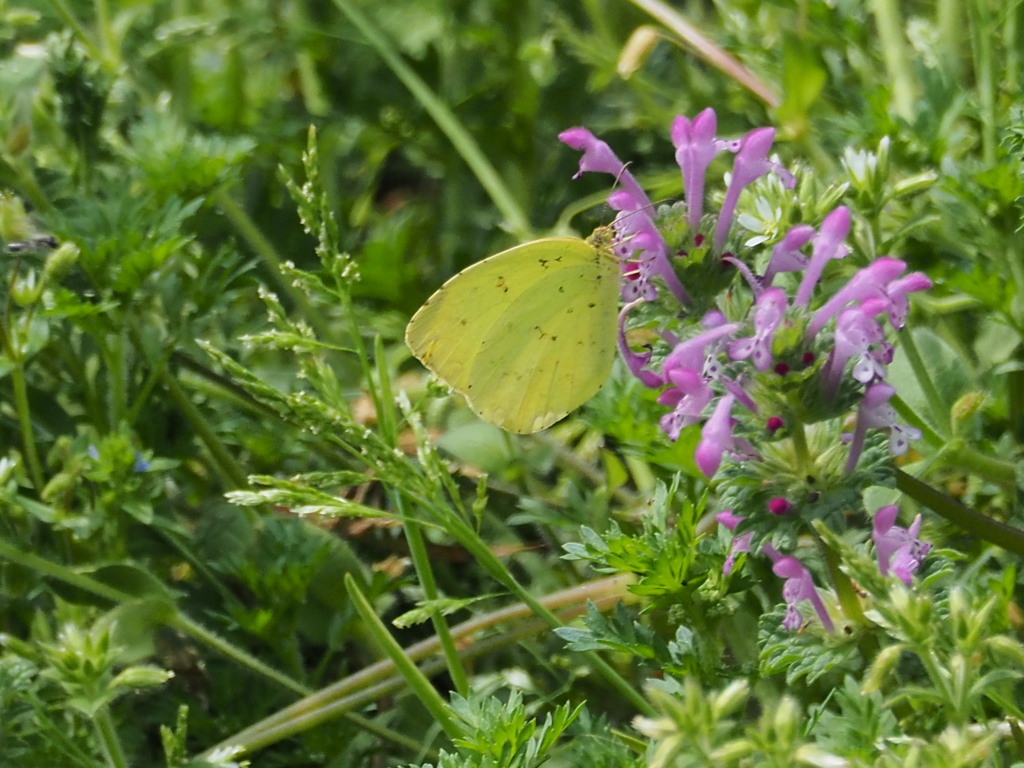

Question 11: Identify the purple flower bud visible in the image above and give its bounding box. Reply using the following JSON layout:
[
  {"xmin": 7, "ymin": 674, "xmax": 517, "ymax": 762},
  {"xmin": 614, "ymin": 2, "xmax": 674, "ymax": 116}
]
[
  {"xmin": 768, "ymin": 497, "xmax": 793, "ymax": 515},
  {"xmin": 716, "ymin": 510, "xmax": 744, "ymax": 530}
]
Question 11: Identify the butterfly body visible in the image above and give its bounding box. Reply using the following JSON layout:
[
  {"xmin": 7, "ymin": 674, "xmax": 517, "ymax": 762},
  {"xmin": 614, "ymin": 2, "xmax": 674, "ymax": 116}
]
[{"xmin": 405, "ymin": 233, "xmax": 619, "ymax": 433}]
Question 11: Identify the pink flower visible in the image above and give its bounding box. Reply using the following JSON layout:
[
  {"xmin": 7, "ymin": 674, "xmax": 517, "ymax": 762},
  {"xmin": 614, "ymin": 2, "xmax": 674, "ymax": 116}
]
[{"xmin": 873, "ymin": 505, "xmax": 931, "ymax": 584}]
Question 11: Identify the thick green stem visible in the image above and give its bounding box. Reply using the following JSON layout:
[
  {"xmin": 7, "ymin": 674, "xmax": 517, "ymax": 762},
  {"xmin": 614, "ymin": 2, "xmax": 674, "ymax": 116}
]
[
  {"xmin": 10, "ymin": 361, "xmax": 45, "ymax": 491},
  {"xmin": 968, "ymin": 0, "xmax": 997, "ymax": 165},
  {"xmin": 438, "ymin": 511, "xmax": 652, "ymax": 714},
  {"xmin": 819, "ymin": 538, "xmax": 866, "ymax": 625},
  {"xmin": 896, "ymin": 470, "xmax": 1024, "ymax": 555},
  {"xmin": 941, "ymin": 440, "xmax": 1017, "ymax": 491},
  {"xmin": 93, "ymin": 709, "xmax": 128, "ymax": 768},
  {"xmin": 788, "ymin": 420, "xmax": 811, "ymax": 471},
  {"xmin": 170, "ymin": 614, "xmax": 310, "ymax": 696}
]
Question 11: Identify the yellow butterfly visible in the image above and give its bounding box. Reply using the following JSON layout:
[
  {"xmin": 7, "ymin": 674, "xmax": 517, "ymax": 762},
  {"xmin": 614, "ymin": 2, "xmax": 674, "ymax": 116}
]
[{"xmin": 405, "ymin": 229, "xmax": 620, "ymax": 433}]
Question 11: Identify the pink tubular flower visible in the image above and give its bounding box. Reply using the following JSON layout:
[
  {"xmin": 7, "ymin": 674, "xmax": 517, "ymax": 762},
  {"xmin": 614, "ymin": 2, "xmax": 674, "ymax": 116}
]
[
  {"xmin": 559, "ymin": 127, "xmax": 651, "ymax": 209},
  {"xmin": 561, "ymin": 127, "xmax": 689, "ymax": 304},
  {"xmin": 716, "ymin": 511, "xmax": 753, "ymax": 576},
  {"xmin": 807, "ymin": 256, "xmax": 906, "ymax": 337},
  {"xmin": 885, "ymin": 272, "xmax": 934, "ymax": 329},
  {"xmin": 844, "ymin": 382, "xmax": 922, "ymax": 473},
  {"xmin": 764, "ymin": 545, "xmax": 835, "ymax": 632},
  {"xmin": 714, "ymin": 127, "xmax": 794, "ymax": 252},
  {"xmin": 872, "ymin": 505, "xmax": 931, "ymax": 584},
  {"xmin": 658, "ymin": 367, "xmax": 714, "ymax": 440},
  {"xmin": 728, "ymin": 287, "xmax": 787, "ymax": 371},
  {"xmin": 656, "ymin": 324, "xmax": 739, "ymax": 440},
  {"xmin": 671, "ymin": 108, "xmax": 724, "ymax": 231},
  {"xmin": 822, "ymin": 300, "xmax": 891, "ymax": 396},
  {"xmin": 695, "ymin": 394, "xmax": 737, "ymax": 476},
  {"xmin": 794, "ymin": 206, "xmax": 851, "ymax": 308},
  {"xmin": 763, "ymin": 224, "xmax": 816, "ymax": 285}
]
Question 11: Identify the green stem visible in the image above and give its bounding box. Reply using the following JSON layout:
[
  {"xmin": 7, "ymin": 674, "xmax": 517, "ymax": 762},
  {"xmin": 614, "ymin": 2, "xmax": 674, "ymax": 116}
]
[
  {"xmin": 0, "ymin": 536, "xmax": 129, "ymax": 603},
  {"xmin": 213, "ymin": 190, "xmax": 331, "ymax": 342},
  {"xmin": 439, "ymin": 512, "xmax": 652, "ymax": 714},
  {"xmin": 968, "ymin": 0, "xmax": 997, "ymax": 165},
  {"xmin": 10, "ymin": 361, "xmax": 45, "ymax": 491},
  {"xmin": 0, "ymin": 534, "xmax": 422, "ymax": 756},
  {"xmin": 936, "ymin": 0, "xmax": 962, "ymax": 81},
  {"xmin": 788, "ymin": 420, "xmax": 811, "ymax": 470},
  {"xmin": 345, "ymin": 574, "xmax": 461, "ymax": 739},
  {"xmin": 170, "ymin": 613, "xmax": 310, "ymax": 696},
  {"xmin": 93, "ymin": 0, "xmax": 115, "ymax": 64},
  {"xmin": 1005, "ymin": 2, "xmax": 1020, "ymax": 96},
  {"xmin": 818, "ymin": 537, "xmax": 866, "ymax": 626},
  {"xmin": 160, "ymin": 369, "xmax": 249, "ymax": 490},
  {"xmin": 0, "ymin": 536, "xmax": 312, "ymax": 696},
  {"xmin": 400, "ymin": 512, "xmax": 470, "ymax": 696},
  {"xmin": 43, "ymin": 0, "xmax": 108, "ymax": 70},
  {"xmin": 942, "ymin": 441, "xmax": 1017, "ymax": 490},
  {"xmin": 93, "ymin": 709, "xmax": 128, "ymax": 768},
  {"xmin": 897, "ymin": 328, "xmax": 949, "ymax": 434},
  {"xmin": 331, "ymin": 0, "xmax": 531, "ymax": 239},
  {"xmin": 202, "ymin": 575, "xmax": 633, "ymax": 757},
  {"xmin": 105, "ymin": 328, "xmax": 127, "ymax": 429},
  {"xmin": 896, "ymin": 469, "xmax": 1024, "ymax": 555},
  {"xmin": 868, "ymin": 0, "xmax": 917, "ymax": 121}
]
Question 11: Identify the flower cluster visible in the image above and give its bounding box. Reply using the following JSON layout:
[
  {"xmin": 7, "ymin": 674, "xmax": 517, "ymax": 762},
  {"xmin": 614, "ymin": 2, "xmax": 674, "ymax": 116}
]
[{"xmin": 560, "ymin": 109, "xmax": 933, "ymax": 630}]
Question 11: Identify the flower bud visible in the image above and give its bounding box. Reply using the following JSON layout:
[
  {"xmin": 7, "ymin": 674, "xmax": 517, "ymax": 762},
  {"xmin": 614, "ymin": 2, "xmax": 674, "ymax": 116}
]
[
  {"xmin": 43, "ymin": 242, "xmax": 80, "ymax": 283},
  {"xmin": 111, "ymin": 665, "xmax": 174, "ymax": 689},
  {"xmin": 862, "ymin": 643, "xmax": 903, "ymax": 694},
  {"xmin": 617, "ymin": 26, "xmax": 660, "ymax": 79},
  {"xmin": 11, "ymin": 270, "xmax": 42, "ymax": 306}
]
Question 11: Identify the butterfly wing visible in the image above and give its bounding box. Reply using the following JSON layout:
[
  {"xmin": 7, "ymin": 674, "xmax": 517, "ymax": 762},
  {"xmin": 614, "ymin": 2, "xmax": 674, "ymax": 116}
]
[{"xmin": 405, "ymin": 237, "xmax": 619, "ymax": 433}]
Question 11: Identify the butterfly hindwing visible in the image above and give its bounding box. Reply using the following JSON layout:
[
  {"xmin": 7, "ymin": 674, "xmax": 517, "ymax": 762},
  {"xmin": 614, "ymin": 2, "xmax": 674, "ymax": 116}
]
[{"xmin": 406, "ymin": 235, "xmax": 619, "ymax": 433}]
